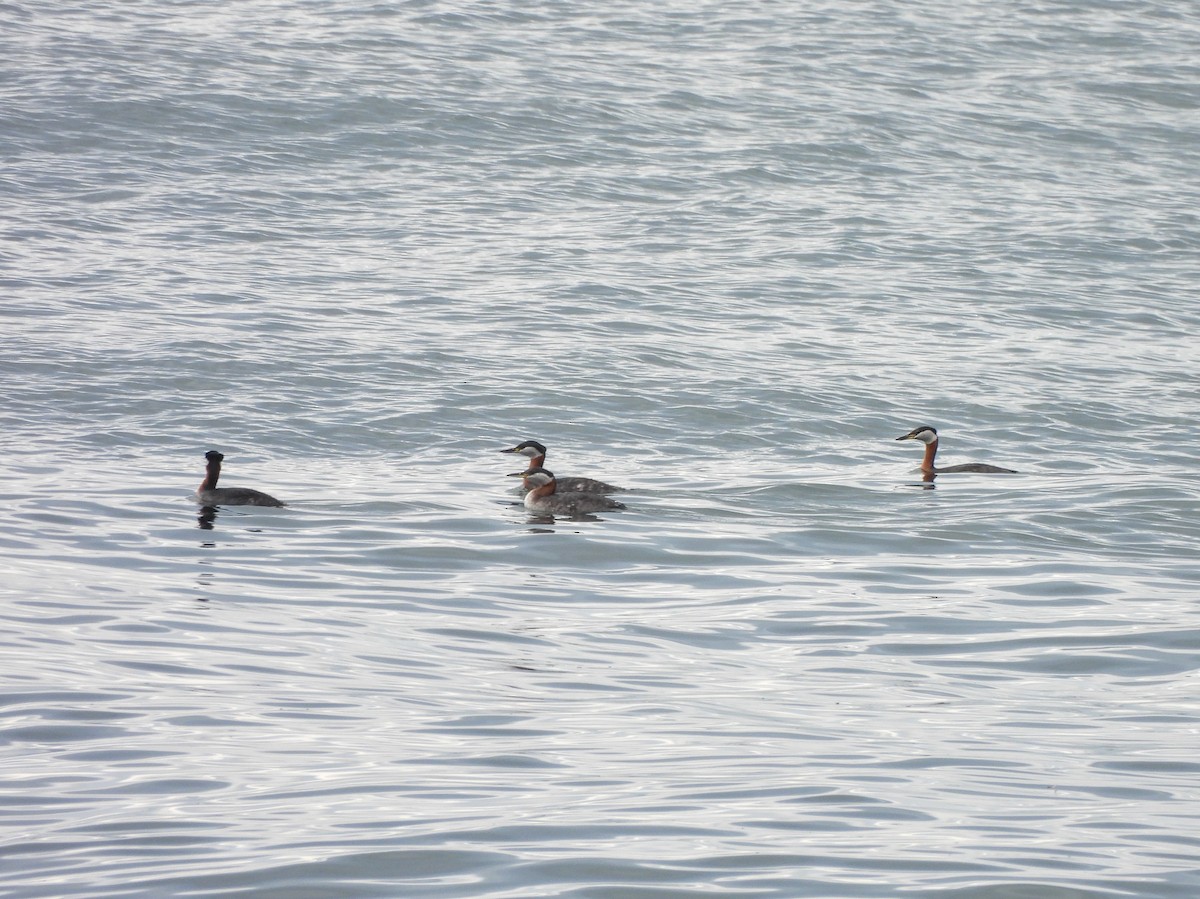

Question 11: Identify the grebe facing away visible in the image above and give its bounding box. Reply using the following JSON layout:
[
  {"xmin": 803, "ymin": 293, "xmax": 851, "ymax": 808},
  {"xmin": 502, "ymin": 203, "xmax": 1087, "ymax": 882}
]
[
  {"xmin": 895, "ymin": 426, "xmax": 1017, "ymax": 474},
  {"xmin": 195, "ymin": 450, "xmax": 285, "ymax": 507},
  {"xmin": 507, "ymin": 467, "xmax": 626, "ymax": 516},
  {"xmin": 499, "ymin": 440, "xmax": 623, "ymax": 493}
]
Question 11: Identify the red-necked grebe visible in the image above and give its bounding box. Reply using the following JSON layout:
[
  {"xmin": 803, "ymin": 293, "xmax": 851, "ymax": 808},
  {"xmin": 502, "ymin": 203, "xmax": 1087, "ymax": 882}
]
[
  {"xmin": 499, "ymin": 440, "xmax": 623, "ymax": 493},
  {"xmin": 895, "ymin": 425, "xmax": 1017, "ymax": 474},
  {"xmin": 506, "ymin": 467, "xmax": 626, "ymax": 516},
  {"xmin": 195, "ymin": 450, "xmax": 285, "ymax": 507}
]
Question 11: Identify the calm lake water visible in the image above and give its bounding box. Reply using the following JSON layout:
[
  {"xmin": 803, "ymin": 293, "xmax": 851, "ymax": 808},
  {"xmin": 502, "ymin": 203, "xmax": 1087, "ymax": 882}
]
[{"xmin": 3, "ymin": 1, "xmax": 1199, "ymax": 897}]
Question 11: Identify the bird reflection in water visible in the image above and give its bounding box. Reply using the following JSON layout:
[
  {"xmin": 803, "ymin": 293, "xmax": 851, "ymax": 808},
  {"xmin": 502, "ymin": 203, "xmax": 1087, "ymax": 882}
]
[{"xmin": 911, "ymin": 470, "xmax": 937, "ymax": 490}]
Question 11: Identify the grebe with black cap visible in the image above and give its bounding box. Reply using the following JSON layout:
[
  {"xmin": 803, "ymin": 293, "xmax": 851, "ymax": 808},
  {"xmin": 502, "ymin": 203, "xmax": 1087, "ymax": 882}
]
[
  {"xmin": 895, "ymin": 426, "xmax": 1016, "ymax": 474},
  {"xmin": 499, "ymin": 440, "xmax": 623, "ymax": 493},
  {"xmin": 195, "ymin": 451, "xmax": 286, "ymax": 507},
  {"xmin": 507, "ymin": 467, "xmax": 626, "ymax": 516}
]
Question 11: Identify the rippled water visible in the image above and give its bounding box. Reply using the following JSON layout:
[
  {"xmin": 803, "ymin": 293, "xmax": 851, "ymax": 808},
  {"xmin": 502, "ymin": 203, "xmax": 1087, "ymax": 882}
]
[{"xmin": 4, "ymin": 1, "xmax": 1200, "ymax": 897}]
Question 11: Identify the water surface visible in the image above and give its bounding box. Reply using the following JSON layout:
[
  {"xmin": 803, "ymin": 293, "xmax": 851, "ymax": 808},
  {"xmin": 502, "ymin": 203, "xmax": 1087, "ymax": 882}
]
[{"xmin": 3, "ymin": 1, "xmax": 1199, "ymax": 896}]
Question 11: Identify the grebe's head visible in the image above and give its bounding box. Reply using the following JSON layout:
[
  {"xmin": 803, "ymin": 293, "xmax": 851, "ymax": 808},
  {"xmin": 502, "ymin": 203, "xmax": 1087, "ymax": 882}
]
[
  {"xmin": 896, "ymin": 425, "xmax": 938, "ymax": 445},
  {"xmin": 205, "ymin": 450, "xmax": 225, "ymax": 463},
  {"xmin": 507, "ymin": 466, "xmax": 554, "ymax": 488},
  {"xmin": 500, "ymin": 440, "xmax": 547, "ymax": 459}
]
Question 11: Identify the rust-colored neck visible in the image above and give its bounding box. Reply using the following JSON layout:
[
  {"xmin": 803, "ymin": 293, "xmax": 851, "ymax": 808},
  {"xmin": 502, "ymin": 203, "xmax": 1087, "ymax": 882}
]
[
  {"xmin": 530, "ymin": 453, "xmax": 546, "ymax": 468},
  {"xmin": 921, "ymin": 439, "xmax": 938, "ymax": 473},
  {"xmin": 527, "ymin": 479, "xmax": 556, "ymax": 499},
  {"xmin": 200, "ymin": 458, "xmax": 221, "ymax": 491}
]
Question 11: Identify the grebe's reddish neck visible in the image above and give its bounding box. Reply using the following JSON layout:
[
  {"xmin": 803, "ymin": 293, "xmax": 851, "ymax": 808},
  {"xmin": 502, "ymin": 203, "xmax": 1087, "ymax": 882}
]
[
  {"xmin": 919, "ymin": 437, "xmax": 938, "ymax": 473},
  {"xmin": 525, "ymin": 475, "xmax": 556, "ymax": 501},
  {"xmin": 200, "ymin": 450, "xmax": 224, "ymax": 492}
]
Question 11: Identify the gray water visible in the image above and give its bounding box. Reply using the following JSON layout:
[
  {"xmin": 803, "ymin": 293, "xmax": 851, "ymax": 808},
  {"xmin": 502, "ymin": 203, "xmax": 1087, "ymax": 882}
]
[{"xmin": 3, "ymin": 1, "xmax": 1200, "ymax": 897}]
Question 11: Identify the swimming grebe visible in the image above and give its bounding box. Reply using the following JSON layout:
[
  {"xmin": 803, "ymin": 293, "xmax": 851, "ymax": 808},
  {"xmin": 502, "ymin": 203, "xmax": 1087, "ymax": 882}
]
[
  {"xmin": 895, "ymin": 426, "xmax": 1017, "ymax": 474},
  {"xmin": 499, "ymin": 440, "xmax": 623, "ymax": 493},
  {"xmin": 506, "ymin": 467, "xmax": 626, "ymax": 516},
  {"xmin": 195, "ymin": 450, "xmax": 286, "ymax": 507}
]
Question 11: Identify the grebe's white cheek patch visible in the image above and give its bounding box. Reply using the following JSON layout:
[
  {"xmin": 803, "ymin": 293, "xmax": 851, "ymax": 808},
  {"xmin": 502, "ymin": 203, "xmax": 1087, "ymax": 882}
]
[{"xmin": 915, "ymin": 429, "xmax": 938, "ymax": 445}]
